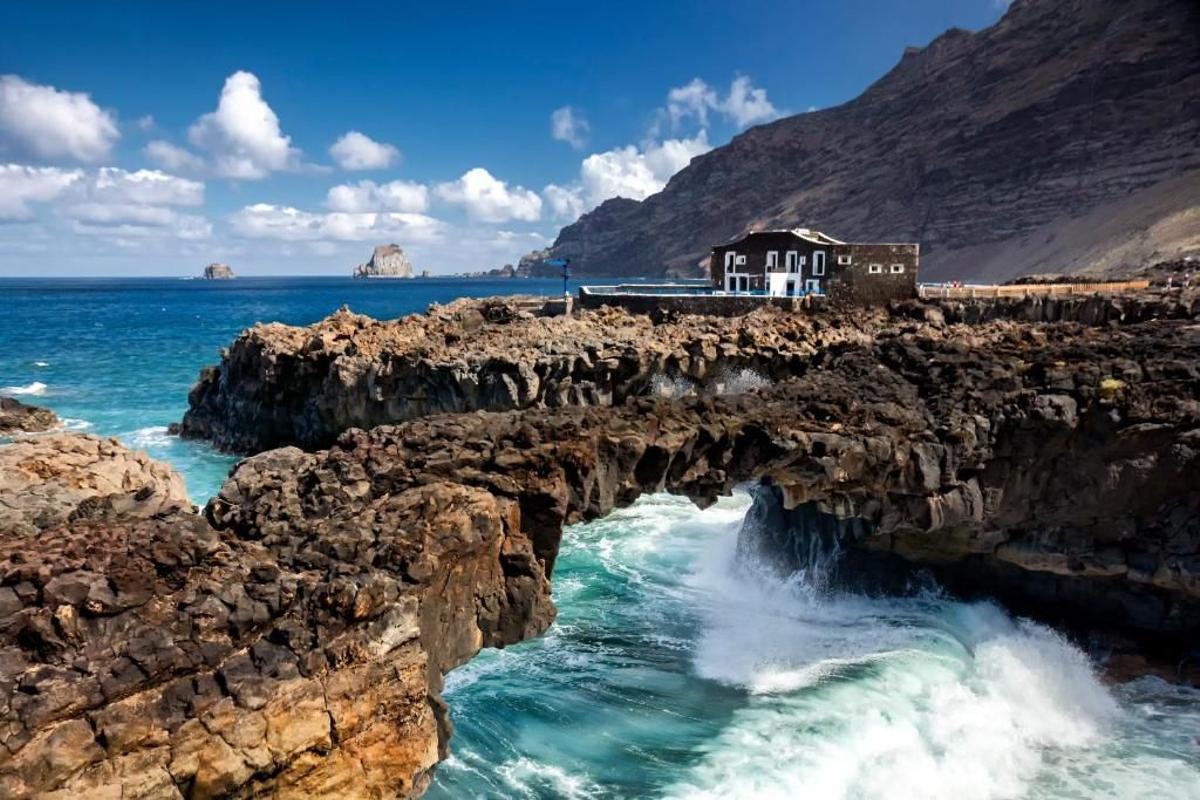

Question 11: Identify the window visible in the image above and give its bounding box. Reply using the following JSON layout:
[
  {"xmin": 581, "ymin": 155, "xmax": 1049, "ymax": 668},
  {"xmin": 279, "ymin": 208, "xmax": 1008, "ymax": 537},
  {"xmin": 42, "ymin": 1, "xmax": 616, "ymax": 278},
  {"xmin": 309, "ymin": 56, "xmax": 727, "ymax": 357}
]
[
  {"xmin": 766, "ymin": 251, "xmax": 779, "ymax": 268},
  {"xmin": 890, "ymin": 263, "xmax": 905, "ymax": 274},
  {"xmin": 785, "ymin": 251, "xmax": 798, "ymax": 272},
  {"xmin": 736, "ymin": 255, "xmax": 746, "ymax": 266},
  {"xmin": 837, "ymin": 254, "xmax": 852, "ymax": 265},
  {"xmin": 869, "ymin": 263, "xmax": 883, "ymax": 274},
  {"xmin": 813, "ymin": 251, "xmax": 826, "ymax": 276},
  {"xmin": 724, "ymin": 251, "xmax": 737, "ymax": 273}
]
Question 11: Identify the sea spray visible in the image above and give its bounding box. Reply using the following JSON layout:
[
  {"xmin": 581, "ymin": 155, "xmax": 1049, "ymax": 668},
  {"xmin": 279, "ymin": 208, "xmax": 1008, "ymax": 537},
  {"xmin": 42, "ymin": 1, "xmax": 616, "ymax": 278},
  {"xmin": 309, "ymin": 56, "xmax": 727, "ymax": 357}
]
[{"xmin": 430, "ymin": 492, "xmax": 1200, "ymax": 798}]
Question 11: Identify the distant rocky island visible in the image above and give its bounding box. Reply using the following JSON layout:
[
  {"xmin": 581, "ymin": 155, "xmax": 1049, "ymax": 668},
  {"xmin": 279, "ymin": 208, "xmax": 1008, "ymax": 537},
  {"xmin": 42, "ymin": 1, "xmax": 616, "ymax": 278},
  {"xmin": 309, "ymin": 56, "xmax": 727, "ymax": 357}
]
[
  {"xmin": 353, "ymin": 244, "xmax": 414, "ymax": 278},
  {"xmin": 201, "ymin": 263, "xmax": 234, "ymax": 280}
]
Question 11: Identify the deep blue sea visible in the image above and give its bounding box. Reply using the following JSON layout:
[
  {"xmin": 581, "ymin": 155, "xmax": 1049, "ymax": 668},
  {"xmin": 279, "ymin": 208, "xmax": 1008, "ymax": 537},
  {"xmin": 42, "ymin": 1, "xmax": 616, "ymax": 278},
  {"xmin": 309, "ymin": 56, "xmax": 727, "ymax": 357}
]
[{"xmin": 2, "ymin": 277, "xmax": 1198, "ymax": 799}]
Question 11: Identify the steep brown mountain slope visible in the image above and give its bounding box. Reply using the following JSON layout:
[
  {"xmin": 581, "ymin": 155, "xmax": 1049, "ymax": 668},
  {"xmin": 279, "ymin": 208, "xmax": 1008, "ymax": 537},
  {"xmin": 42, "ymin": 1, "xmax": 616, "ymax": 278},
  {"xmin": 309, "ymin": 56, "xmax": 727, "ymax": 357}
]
[{"xmin": 544, "ymin": 0, "xmax": 1200, "ymax": 282}]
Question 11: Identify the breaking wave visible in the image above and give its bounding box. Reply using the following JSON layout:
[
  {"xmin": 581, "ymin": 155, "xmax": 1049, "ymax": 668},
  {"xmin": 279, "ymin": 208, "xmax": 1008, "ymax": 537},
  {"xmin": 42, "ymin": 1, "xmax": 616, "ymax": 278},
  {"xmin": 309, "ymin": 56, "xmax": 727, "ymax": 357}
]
[
  {"xmin": 2, "ymin": 381, "xmax": 48, "ymax": 396},
  {"xmin": 429, "ymin": 493, "xmax": 1200, "ymax": 799}
]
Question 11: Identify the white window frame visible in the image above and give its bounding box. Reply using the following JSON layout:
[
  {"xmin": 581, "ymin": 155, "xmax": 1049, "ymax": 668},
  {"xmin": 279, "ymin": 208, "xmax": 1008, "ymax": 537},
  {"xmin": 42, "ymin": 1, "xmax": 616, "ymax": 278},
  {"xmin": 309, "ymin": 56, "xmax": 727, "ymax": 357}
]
[
  {"xmin": 869, "ymin": 263, "xmax": 883, "ymax": 274},
  {"xmin": 890, "ymin": 263, "xmax": 905, "ymax": 274},
  {"xmin": 724, "ymin": 251, "xmax": 737, "ymax": 273},
  {"xmin": 785, "ymin": 251, "xmax": 798, "ymax": 272},
  {"xmin": 813, "ymin": 250, "xmax": 826, "ymax": 276},
  {"xmin": 837, "ymin": 254, "xmax": 852, "ymax": 265},
  {"xmin": 736, "ymin": 255, "xmax": 746, "ymax": 266},
  {"xmin": 804, "ymin": 278, "xmax": 822, "ymax": 294},
  {"xmin": 766, "ymin": 250, "xmax": 779, "ymax": 269}
]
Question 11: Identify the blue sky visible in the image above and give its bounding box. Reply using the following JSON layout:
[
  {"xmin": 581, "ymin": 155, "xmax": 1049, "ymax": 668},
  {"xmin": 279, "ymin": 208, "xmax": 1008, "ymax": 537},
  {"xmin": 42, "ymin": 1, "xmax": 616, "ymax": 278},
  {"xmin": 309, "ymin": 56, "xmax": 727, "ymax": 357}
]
[{"xmin": 0, "ymin": 1, "xmax": 1007, "ymax": 276}]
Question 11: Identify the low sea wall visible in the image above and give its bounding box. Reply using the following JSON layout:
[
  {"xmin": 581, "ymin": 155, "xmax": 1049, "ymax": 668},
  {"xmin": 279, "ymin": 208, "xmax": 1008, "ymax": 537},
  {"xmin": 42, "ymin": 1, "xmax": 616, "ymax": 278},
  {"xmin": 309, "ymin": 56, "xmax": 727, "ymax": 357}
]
[{"xmin": 578, "ymin": 286, "xmax": 822, "ymax": 316}]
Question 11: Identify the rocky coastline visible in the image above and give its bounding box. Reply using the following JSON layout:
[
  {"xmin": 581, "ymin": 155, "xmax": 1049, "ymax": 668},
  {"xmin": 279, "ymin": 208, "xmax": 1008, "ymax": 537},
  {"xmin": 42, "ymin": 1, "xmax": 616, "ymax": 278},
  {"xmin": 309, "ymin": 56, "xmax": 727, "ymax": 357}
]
[
  {"xmin": 3, "ymin": 291, "xmax": 1199, "ymax": 796},
  {"xmin": 0, "ymin": 396, "xmax": 59, "ymax": 435}
]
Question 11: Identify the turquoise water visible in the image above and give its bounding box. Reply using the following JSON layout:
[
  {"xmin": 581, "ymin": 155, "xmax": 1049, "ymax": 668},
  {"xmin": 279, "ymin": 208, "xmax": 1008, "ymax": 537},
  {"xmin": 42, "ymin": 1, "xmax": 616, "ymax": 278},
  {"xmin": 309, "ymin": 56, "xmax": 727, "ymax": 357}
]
[
  {"xmin": 0, "ymin": 276, "xmax": 566, "ymax": 499},
  {"xmin": 3, "ymin": 278, "xmax": 1198, "ymax": 799}
]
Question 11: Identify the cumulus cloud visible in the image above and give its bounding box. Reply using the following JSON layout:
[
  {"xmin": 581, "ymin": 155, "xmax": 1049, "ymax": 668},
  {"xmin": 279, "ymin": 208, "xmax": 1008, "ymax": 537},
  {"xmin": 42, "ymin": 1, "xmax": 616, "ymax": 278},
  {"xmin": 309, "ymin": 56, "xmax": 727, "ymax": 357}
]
[
  {"xmin": 88, "ymin": 167, "xmax": 204, "ymax": 206},
  {"xmin": 144, "ymin": 140, "xmax": 205, "ymax": 173},
  {"xmin": 550, "ymin": 106, "xmax": 589, "ymax": 149},
  {"xmin": 0, "ymin": 75, "xmax": 120, "ymax": 162},
  {"xmin": 542, "ymin": 183, "xmax": 586, "ymax": 220},
  {"xmin": 0, "ymin": 164, "xmax": 83, "ymax": 219},
  {"xmin": 229, "ymin": 203, "xmax": 443, "ymax": 243},
  {"xmin": 540, "ymin": 131, "xmax": 711, "ymax": 223},
  {"xmin": 329, "ymin": 131, "xmax": 400, "ymax": 170},
  {"xmin": 722, "ymin": 76, "xmax": 781, "ymax": 127},
  {"xmin": 435, "ymin": 168, "xmax": 542, "ymax": 223},
  {"xmin": 55, "ymin": 167, "xmax": 209, "ymax": 240},
  {"xmin": 188, "ymin": 71, "xmax": 301, "ymax": 179},
  {"xmin": 326, "ymin": 179, "xmax": 428, "ymax": 213},
  {"xmin": 583, "ymin": 132, "xmax": 710, "ymax": 205},
  {"xmin": 664, "ymin": 75, "xmax": 780, "ymax": 130}
]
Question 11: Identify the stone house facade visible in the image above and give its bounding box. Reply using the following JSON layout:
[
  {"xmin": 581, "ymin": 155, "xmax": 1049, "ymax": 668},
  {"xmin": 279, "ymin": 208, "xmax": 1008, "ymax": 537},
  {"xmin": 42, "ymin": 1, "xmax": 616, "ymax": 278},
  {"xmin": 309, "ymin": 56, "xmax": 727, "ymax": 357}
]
[{"xmin": 709, "ymin": 229, "xmax": 919, "ymax": 304}]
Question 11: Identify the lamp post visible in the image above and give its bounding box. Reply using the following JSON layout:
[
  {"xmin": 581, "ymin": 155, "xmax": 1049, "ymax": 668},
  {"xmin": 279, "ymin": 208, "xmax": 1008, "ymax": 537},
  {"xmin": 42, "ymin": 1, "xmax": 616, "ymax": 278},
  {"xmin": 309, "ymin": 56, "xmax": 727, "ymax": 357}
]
[{"xmin": 544, "ymin": 257, "xmax": 571, "ymax": 297}]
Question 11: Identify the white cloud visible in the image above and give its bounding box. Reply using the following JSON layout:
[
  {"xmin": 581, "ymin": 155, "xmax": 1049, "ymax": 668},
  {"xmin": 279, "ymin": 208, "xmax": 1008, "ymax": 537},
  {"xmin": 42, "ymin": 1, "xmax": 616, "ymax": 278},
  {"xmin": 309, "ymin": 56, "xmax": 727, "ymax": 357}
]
[
  {"xmin": 667, "ymin": 79, "xmax": 719, "ymax": 127},
  {"xmin": 70, "ymin": 214, "xmax": 212, "ymax": 240},
  {"xmin": 144, "ymin": 140, "xmax": 205, "ymax": 173},
  {"xmin": 329, "ymin": 131, "xmax": 400, "ymax": 170},
  {"xmin": 579, "ymin": 131, "xmax": 710, "ymax": 206},
  {"xmin": 664, "ymin": 76, "xmax": 780, "ymax": 130},
  {"xmin": 326, "ymin": 179, "xmax": 429, "ymax": 213},
  {"xmin": 435, "ymin": 167, "xmax": 542, "ymax": 223},
  {"xmin": 89, "ymin": 167, "xmax": 204, "ymax": 206},
  {"xmin": 542, "ymin": 183, "xmax": 585, "ymax": 220},
  {"xmin": 551, "ymin": 106, "xmax": 589, "ymax": 149},
  {"xmin": 722, "ymin": 76, "xmax": 781, "ymax": 127},
  {"xmin": 0, "ymin": 164, "xmax": 83, "ymax": 219},
  {"xmin": 188, "ymin": 71, "xmax": 300, "ymax": 179},
  {"xmin": 0, "ymin": 75, "xmax": 119, "ymax": 162},
  {"xmin": 136, "ymin": 115, "xmax": 155, "ymax": 131},
  {"xmin": 229, "ymin": 203, "xmax": 443, "ymax": 243}
]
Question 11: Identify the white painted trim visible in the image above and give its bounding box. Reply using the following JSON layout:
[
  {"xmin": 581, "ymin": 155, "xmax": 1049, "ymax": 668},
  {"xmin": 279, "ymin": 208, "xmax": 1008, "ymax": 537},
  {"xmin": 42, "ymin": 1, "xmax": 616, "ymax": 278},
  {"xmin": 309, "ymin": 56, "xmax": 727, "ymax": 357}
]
[
  {"xmin": 813, "ymin": 251, "xmax": 826, "ymax": 276},
  {"xmin": 786, "ymin": 251, "xmax": 798, "ymax": 272},
  {"xmin": 869, "ymin": 263, "xmax": 883, "ymax": 274},
  {"xmin": 804, "ymin": 278, "xmax": 822, "ymax": 294},
  {"xmin": 890, "ymin": 263, "xmax": 905, "ymax": 274},
  {"xmin": 766, "ymin": 250, "xmax": 779, "ymax": 269},
  {"xmin": 837, "ymin": 254, "xmax": 851, "ymax": 265}
]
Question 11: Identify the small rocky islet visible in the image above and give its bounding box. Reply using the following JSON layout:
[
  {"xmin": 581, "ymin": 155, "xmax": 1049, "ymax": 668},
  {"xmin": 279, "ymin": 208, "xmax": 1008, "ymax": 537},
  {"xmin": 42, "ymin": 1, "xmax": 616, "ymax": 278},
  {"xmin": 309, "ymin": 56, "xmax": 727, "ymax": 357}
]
[{"xmin": 2, "ymin": 286, "xmax": 1199, "ymax": 797}]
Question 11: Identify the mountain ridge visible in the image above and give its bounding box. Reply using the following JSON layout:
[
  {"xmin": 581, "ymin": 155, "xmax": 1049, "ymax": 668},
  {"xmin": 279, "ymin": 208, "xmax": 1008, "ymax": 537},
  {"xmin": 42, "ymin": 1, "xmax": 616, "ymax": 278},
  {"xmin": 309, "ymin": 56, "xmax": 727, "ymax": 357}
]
[{"xmin": 539, "ymin": 0, "xmax": 1200, "ymax": 282}]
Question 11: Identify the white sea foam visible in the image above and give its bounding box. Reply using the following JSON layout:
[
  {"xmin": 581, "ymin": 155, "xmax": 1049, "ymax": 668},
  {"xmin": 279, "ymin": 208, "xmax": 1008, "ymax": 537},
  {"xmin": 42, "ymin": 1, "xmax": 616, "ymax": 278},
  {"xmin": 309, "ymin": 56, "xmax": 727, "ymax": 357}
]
[
  {"xmin": 2, "ymin": 381, "xmax": 47, "ymax": 396},
  {"xmin": 665, "ymin": 514, "xmax": 1143, "ymax": 800},
  {"xmin": 32, "ymin": 361, "xmax": 49, "ymax": 368},
  {"xmin": 61, "ymin": 417, "xmax": 93, "ymax": 431},
  {"xmin": 496, "ymin": 756, "xmax": 601, "ymax": 799},
  {"xmin": 126, "ymin": 425, "xmax": 172, "ymax": 449}
]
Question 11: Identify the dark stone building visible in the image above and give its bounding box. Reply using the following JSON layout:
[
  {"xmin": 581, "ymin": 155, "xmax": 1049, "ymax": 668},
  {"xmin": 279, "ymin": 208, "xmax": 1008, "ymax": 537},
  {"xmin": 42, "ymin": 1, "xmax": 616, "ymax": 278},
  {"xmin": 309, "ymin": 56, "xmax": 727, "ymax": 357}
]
[{"xmin": 709, "ymin": 229, "xmax": 918, "ymax": 304}]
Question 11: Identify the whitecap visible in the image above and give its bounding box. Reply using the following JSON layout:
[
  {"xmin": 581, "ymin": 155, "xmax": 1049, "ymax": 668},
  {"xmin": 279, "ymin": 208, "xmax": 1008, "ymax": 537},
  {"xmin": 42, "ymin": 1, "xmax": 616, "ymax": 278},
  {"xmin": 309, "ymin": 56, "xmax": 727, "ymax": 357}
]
[
  {"xmin": 125, "ymin": 425, "xmax": 172, "ymax": 449},
  {"xmin": 1, "ymin": 381, "xmax": 47, "ymax": 396},
  {"xmin": 32, "ymin": 361, "xmax": 49, "ymax": 368},
  {"xmin": 496, "ymin": 756, "xmax": 601, "ymax": 799},
  {"xmin": 61, "ymin": 418, "xmax": 93, "ymax": 431}
]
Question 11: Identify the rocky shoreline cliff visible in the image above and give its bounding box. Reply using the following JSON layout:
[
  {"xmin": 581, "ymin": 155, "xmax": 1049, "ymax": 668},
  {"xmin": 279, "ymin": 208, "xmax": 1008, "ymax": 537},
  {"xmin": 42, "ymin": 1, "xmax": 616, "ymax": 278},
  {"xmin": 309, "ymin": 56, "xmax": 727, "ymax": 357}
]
[{"xmin": 4, "ymin": 291, "xmax": 1199, "ymax": 796}]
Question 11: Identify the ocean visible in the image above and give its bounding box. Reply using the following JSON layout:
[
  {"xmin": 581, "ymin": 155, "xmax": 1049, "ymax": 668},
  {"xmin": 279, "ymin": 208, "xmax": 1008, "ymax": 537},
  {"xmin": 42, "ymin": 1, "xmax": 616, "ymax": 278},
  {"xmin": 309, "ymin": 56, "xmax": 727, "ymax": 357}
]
[{"xmin": 3, "ymin": 277, "xmax": 1198, "ymax": 799}]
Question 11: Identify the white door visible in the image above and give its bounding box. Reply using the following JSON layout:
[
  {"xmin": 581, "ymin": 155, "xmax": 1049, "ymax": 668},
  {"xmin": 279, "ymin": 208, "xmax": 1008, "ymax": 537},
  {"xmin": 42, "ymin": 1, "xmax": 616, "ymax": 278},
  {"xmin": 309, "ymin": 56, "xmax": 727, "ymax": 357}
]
[{"xmin": 805, "ymin": 279, "xmax": 821, "ymax": 295}]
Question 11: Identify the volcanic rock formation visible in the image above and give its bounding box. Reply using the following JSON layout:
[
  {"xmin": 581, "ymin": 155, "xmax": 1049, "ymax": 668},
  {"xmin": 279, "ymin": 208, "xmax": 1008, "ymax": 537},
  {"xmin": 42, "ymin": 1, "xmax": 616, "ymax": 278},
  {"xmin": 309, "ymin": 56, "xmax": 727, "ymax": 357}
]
[
  {"xmin": 538, "ymin": 0, "xmax": 1200, "ymax": 281},
  {"xmin": 0, "ymin": 396, "xmax": 58, "ymax": 435},
  {"xmin": 202, "ymin": 263, "xmax": 235, "ymax": 280},
  {"xmin": 354, "ymin": 245, "xmax": 414, "ymax": 279},
  {"xmin": 5, "ymin": 295, "xmax": 1200, "ymax": 796}
]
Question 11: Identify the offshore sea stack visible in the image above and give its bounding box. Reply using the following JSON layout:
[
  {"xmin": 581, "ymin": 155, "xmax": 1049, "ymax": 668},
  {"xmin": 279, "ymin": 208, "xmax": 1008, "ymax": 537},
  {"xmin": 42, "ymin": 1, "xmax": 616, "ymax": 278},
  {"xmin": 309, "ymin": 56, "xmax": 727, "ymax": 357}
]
[
  {"xmin": 202, "ymin": 263, "xmax": 235, "ymax": 280},
  {"xmin": 353, "ymin": 244, "xmax": 414, "ymax": 279}
]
